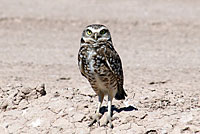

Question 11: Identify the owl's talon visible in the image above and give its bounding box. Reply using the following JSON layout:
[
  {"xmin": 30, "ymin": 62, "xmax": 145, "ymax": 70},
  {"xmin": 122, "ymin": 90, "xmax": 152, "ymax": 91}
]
[
  {"xmin": 101, "ymin": 118, "xmax": 113, "ymax": 128},
  {"xmin": 88, "ymin": 113, "xmax": 102, "ymax": 127}
]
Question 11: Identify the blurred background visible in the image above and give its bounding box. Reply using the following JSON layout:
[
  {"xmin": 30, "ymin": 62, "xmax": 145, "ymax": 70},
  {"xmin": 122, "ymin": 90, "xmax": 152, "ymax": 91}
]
[{"xmin": 0, "ymin": 0, "xmax": 199, "ymax": 83}]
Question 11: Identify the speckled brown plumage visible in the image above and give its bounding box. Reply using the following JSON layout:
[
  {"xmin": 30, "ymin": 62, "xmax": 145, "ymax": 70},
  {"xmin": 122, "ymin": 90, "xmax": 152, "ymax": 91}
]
[{"xmin": 78, "ymin": 24, "xmax": 127, "ymax": 128}]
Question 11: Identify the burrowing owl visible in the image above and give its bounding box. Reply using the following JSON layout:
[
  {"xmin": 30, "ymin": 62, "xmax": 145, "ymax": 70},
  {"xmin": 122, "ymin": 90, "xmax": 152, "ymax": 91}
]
[{"xmin": 78, "ymin": 24, "xmax": 127, "ymax": 128}]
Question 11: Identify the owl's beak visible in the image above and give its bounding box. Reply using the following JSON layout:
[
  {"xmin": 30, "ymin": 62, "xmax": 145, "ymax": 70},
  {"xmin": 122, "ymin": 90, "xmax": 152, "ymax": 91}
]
[{"xmin": 94, "ymin": 33, "xmax": 98, "ymax": 40}]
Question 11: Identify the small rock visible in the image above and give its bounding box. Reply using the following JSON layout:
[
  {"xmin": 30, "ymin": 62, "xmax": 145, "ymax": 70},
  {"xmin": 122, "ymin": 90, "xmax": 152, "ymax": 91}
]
[
  {"xmin": 18, "ymin": 99, "xmax": 29, "ymax": 110},
  {"xmin": 73, "ymin": 113, "xmax": 86, "ymax": 122},
  {"xmin": 132, "ymin": 111, "xmax": 148, "ymax": 120},
  {"xmin": 27, "ymin": 90, "xmax": 38, "ymax": 100},
  {"xmin": 181, "ymin": 127, "xmax": 191, "ymax": 133},
  {"xmin": 21, "ymin": 87, "xmax": 32, "ymax": 95},
  {"xmin": 36, "ymin": 83, "xmax": 46, "ymax": 96},
  {"xmin": 145, "ymin": 129, "xmax": 158, "ymax": 134},
  {"xmin": 0, "ymin": 100, "xmax": 8, "ymax": 111},
  {"xmin": 57, "ymin": 77, "xmax": 71, "ymax": 81},
  {"xmin": 65, "ymin": 92, "xmax": 73, "ymax": 99}
]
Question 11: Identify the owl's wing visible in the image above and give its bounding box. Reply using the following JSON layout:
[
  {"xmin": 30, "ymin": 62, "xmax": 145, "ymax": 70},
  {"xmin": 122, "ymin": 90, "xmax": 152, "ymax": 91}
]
[
  {"xmin": 78, "ymin": 47, "xmax": 87, "ymax": 78},
  {"xmin": 103, "ymin": 44, "xmax": 127, "ymax": 99},
  {"xmin": 104, "ymin": 45, "xmax": 124, "ymax": 86}
]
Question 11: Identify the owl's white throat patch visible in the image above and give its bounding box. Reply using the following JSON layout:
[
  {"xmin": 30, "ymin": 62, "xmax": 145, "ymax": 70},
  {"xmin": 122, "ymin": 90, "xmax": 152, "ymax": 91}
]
[{"xmin": 87, "ymin": 50, "xmax": 96, "ymax": 73}]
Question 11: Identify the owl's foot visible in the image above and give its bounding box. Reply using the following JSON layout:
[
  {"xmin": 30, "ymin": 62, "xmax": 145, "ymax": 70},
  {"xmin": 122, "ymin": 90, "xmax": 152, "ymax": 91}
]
[
  {"xmin": 88, "ymin": 113, "xmax": 102, "ymax": 127},
  {"xmin": 101, "ymin": 116, "xmax": 113, "ymax": 128}
]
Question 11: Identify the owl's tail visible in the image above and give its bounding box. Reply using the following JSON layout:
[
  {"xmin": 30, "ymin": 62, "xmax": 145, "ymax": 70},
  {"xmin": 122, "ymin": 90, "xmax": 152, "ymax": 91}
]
[{"xmin": 115, "ymin": 85, "xmax": 127, "ymax": 100}]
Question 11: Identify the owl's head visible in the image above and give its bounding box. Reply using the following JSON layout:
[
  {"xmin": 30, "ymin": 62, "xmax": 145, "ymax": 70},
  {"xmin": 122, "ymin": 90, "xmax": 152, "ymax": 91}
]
[{"xmin": 81, "ymin": 24, "xmax": 112, "ymax": 45}]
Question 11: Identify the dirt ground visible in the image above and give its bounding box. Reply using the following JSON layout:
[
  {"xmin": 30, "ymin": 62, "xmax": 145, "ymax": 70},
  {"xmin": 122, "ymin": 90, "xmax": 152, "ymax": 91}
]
[{"xmin": 0, "ymin": 0, "xmax": 200, "ymax": 133}]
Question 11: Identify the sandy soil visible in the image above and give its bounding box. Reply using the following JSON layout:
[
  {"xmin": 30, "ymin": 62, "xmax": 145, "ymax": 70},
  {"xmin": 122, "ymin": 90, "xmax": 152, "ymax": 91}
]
[{"xmin": 0, "ymin": 0, "xmax": 200, "ymax": 133}]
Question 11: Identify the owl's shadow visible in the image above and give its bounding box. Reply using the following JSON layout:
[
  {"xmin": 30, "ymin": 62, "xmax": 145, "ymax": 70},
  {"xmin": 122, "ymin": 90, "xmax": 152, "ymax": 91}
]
[{"xmin": 99, "ymin": 105, "xmax": 138, "ymax": 115}]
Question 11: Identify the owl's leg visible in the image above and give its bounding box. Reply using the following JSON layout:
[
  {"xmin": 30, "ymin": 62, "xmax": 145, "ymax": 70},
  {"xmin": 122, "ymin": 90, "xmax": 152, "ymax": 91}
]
[
  {"xmin": 89, "ymin": 94, "xmax": 104, "ymax": 127},
  {"xmin": 107, "ymin": 95, "xmax": 114, "ymax": 128},
  {"xmin": 96, "ymin": 95, "xmax": 104, "ymax": 126},
  {"xmin": 101, "ymin": 95, "xmax": 114, "ymax": 128}
]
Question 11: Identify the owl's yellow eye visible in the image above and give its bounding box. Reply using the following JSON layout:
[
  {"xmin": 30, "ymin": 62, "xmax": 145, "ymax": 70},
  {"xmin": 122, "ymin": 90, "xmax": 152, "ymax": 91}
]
[
  {"xmin": 86, "ymin": 30, "xmax": 92, "ymax": 35},
  {"xmin": 100, "ymin": 29, "xmax": 107, "ymax": 35}
]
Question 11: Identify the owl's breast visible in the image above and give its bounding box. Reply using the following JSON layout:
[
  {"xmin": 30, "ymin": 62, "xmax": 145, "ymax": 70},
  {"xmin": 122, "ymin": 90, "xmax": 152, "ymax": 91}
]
[
  {"xmin": 83, "ymin": 48, "xmax": 106, "ymax": 75},
  {"xmin": 85, "ymin": 49, "xmax": 96, "ymax": 73}
]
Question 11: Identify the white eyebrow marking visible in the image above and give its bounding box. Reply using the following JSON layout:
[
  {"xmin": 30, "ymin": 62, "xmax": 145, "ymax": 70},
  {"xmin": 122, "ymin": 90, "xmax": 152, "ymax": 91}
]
[{"xmin": 87, "ymin": 27, "xmax": 107, "ymax": 33}]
